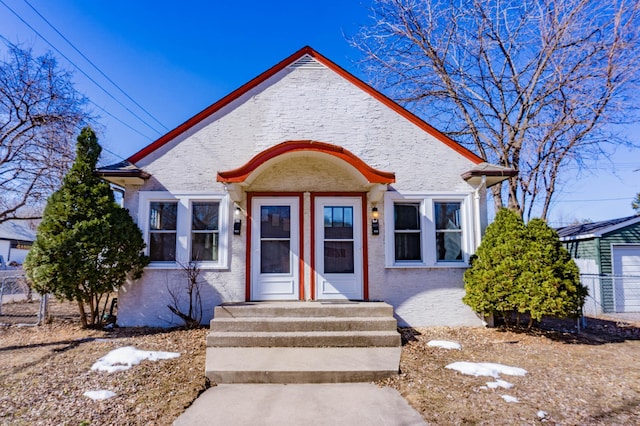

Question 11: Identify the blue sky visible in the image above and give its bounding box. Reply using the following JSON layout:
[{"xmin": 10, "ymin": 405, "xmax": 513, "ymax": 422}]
[{"xmin": 1, "ymin": 0, "xmax": 638, "ymax": 225}]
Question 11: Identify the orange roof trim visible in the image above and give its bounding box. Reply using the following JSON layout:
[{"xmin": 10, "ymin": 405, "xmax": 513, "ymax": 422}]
[
  {"xmin": 128, "ymin": 46, "xmax": 484, "ymax": 165},
  {"xmin": 217, "ymin": 140, "xmax": 396, "ymax": 184}
]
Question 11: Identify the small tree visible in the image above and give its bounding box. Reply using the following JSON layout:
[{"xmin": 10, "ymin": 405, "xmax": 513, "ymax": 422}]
[
  {"xmin": 25, "ymin": 127, "xmax": 149, "ymax": 328},
  {"xmin": 463, "ymin": 209, "xmax": 587, "ymax": 327},
  {"xmin": 633, "ymin": 193, "xmax": 640, "ymax": 213},
  {"xmin": 167, "ymin": 259, "xmax": 204, "ymax": 328}
]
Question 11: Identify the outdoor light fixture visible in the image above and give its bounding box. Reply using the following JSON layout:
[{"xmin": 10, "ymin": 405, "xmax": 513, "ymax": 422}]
[
  {"xmin": 233, "ymin": 205, "xmax": 242, "ymax": 235},
  {"xmin": 372, "ymin": 206, "xmax": 380, "ymax": 235}
]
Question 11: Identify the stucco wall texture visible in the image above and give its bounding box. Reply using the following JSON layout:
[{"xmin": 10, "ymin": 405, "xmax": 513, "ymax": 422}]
[{"xmin": 117, "ymin": 58, "xmax": 485, "ymax": 327}]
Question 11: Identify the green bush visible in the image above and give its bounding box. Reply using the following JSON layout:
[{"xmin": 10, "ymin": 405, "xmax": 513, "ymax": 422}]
[
  {"xmin": 463, "ymin": 209, "xmax": 587, "ymax": 327},
  {"xmin": 25, "ymin": 127, "xmax": 149, "ymax": 327}
]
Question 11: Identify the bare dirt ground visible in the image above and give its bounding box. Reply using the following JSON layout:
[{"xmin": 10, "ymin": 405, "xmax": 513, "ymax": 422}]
[{"xmin": 1, "ymin": 299, "xmax": 640, "ymax": 425}]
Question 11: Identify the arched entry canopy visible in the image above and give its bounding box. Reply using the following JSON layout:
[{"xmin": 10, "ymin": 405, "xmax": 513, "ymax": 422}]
[{"xmin": 217, "ymin": 140, "xmax": 396, "ymax": 201}]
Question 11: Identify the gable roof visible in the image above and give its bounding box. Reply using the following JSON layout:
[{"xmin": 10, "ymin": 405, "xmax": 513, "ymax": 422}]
[
  {"xmin": 127, "ymin": 46, "xmax": 485, "ymax": 165},
  {"xmin": 557, "ymin": 214, "xmax": 640, "ymax": 241},
  {"xmin": 0, "ymin": 221, "xmax": 36, "ymax": 242}
]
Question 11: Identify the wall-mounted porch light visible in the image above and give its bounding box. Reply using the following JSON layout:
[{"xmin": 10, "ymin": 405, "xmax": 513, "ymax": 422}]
[
  {"xmin": 372, "ymin": 206, "xmax": 380, "ymax": 235},
  {"xmin": 234, "ymin": 205, "xmax": 242, "ymax": 235}
]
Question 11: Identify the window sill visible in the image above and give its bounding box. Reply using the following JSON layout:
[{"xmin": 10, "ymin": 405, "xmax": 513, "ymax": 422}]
[
  {"xmin": 386, "ymin": 263, "xmax": 469, "ymax": 269},
  {"xmin": 144, "ymin": 262, "xmax": 227, "ymax": 270}
]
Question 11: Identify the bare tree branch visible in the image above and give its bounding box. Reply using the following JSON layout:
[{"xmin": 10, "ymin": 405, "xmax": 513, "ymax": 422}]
[
  {"xmin": 0, "ymin": 42, "xmax": 91, "ymax": 224},
  {"xmin": 353, "ymin": 0, "xmax": 640, "ymax": 219}
]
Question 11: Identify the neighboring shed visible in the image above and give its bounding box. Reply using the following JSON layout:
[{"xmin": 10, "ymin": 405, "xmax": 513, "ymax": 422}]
[
  {"xmin": 557, "ymin": 215, "xmax": 640, "ymax": 313},
  {"xmin": 0, "ymin": 221, "xmax": 36, "ymax": 267}
]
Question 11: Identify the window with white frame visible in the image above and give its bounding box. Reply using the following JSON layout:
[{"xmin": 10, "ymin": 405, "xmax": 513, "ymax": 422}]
[
  {"xmin": 140, "ymin": 192, "xmax": 228, "ymax": 268},
  {"xmin": 434, "ymin": 201, "xmax": 462, "ymax": 261},
  {"xmin": 394, "ymin": 203, "xmax": 422, "ymax": 261},
  {"xmin": 149, "ymin": 201, "xmax": 177, "ymax": 261},
  {"xmin": 386, "ymin": 193, "xmax": 470, "ymax": 267},
  {"xmin": 191, "ymin": 201, "xmax": 220, "ymax": 262}
]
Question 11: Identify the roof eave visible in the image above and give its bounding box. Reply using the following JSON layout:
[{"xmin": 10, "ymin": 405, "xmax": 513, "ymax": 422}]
[
  {"xmin": 94, "ymin": 170, "xmax": 150, "ymax": 186},
  {"xmin": 461, "ymin": 166, "xmax": 517, "ymax": 188}
]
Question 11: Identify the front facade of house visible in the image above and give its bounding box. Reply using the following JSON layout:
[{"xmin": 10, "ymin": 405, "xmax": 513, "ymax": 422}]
[
  {"xmin": 558, "ymin": 215, "xmax": 640, "ymax": 313},
  {"xmin": 101, "ymin": 47, "xmax": 511, "ymax": 327}
]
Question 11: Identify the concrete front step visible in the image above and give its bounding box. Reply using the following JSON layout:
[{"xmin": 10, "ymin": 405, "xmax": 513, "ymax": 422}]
[
  {"xmin": 213, "ymin": 301, "xmax": 394, "ymax": 319},
  {"xmin": 210, "ymin": 316, "xmax": 398, "ymax": 333},
  {"xmin": 206, "ymin": 347, "xmax": 401, "ymax": 384},
  {"xmin": 206, "ymin": 330, "xmax": 401, "ymax": 348}
]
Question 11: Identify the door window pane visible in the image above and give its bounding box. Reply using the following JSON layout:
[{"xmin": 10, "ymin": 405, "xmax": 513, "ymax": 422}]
[
  {"xmin": 324, "ymin": 206, "xmax": 353, "ymax": 239},
  {"xmin": 324, "ymin": 241, "xmax": 354, "ymax": 273},
  {"xmin": 261, "ymin": 206, "xmax": 291, "ymax": 238},
  {"xmin": 261, "ymin": 241, "xmax": 290, "ymax": 273},
  {"xmin": 435, "ymin": 202, "xmax": 462, "ymax": 261}
]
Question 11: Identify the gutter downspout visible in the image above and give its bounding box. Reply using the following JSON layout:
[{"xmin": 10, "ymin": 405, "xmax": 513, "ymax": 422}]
[{"xmin": 473, "ymin": 175, "xmax": 487, "ymax": 251}]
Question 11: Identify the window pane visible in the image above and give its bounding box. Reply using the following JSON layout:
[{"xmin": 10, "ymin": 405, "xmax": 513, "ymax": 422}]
[
  {"xmin": 394, "ymin": 204, "xmax": 420, "ymax": 230},
  {"xmin": 261, "ymin": 206, "xmax": 291, "ymax": 238},
  {"xmin": 260, "ymin": 240, "xmax": 290, "ymax": 273},
  {"xmin": 192, "ymin": 202, "xmax": 219, "ymax": 231},
  {"xmin": 324, "ymin": 241, "xmax": 354, "ymax": 273},
  {"xmin": 436, "ymin": 232, "xmax": 462, "ymax": 261},
  {"xmin": 149, "ymin": 202, "xmax": 177, "ymax": 230},
  {"xmin": 435, "ymin": 202, "xmax": 461, "ymax": 230},
  {"xmin": 324, "ymin": 206, "xmax": 353, "ymax": 239},
  {"xmin": 149, "ymin": 233, "xmax": 176, "ymax": 261},
  {"xmin": 395, "ymin": 233, "xmax": 421, "ymax": 261},
  {"xmin": 191, "ymin": 232, "xmax": 219, "ymax": 261}
]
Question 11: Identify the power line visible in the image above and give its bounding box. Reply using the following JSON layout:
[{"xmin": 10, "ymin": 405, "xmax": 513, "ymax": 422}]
[
  {"xmin": 554, "ymin": 196, "xmax": 631, "ymax": 203},
  {"xmin": 22, "ymin": 0, "xmax": 169, "ymax": 133},
  {"xmin": 88, "ymin": 100, "xmax": 154, "ymax": 142},
  {"xmin": 0, "ymin": 0, "xmax": 163, "ymax": 137},
  {"xmin": 0, "ymin": 33, "xmax": 146, "ymax": 162}
]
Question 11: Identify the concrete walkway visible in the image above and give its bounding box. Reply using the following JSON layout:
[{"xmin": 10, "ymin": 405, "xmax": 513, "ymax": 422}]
[{"xmin": 173, "ymin": 383, "xmax": 426, "ymax": 425}]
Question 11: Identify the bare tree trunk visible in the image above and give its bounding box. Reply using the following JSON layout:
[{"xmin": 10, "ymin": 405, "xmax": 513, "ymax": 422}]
[{"xmin": 77, "ymin": 300, "xmax": 88, "ymax": 328}]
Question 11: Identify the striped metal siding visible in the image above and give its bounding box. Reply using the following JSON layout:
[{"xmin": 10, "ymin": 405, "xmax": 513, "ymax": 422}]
[{"xmin": 599, "ymin": 223, "xmax": 640, "ymax": 312}]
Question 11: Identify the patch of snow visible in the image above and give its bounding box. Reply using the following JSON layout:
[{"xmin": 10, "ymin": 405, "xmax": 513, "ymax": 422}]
[
  {"xmin": 501, "ymin": 395, "xmax": 519, "ymax": 403},
  {"xmin": 427, "ymin": 340, "xmax": 461, "ymax": 350},
  {"xmin": 537, "ymin": 410, "xmax": 548, "ymax": 419},
  {"xmin": 486, "ymin": 379, "xmax": 513, "ymax": 389},
  {"xmin": 91, "ymin": 346, "xmax": 180, "ymax": 373},
  {"xmin": 83, "ymin": 390, "xmax": 116, "ymax": 400},
  {"xmin": 445, "ymin": 362, "xmax": 527, "ymax": 378}
]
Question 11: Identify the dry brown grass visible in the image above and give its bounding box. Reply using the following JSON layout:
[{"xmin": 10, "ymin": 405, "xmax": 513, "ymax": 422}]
[
  {"xmin": 2, "ymin": 299, "xmax": 640, "ymax": 425},
  {"xmin": 379, "ymin": 324, "xmax": 640, "ymax": 425}
]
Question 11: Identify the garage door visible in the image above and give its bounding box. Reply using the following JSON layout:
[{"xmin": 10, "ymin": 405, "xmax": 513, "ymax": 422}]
[{"xmin": 612, "ymin": 245, "xmax": 640, "ymax": 312}]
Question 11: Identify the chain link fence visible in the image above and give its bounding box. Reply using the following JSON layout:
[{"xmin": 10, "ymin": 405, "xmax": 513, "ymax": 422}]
[
  {"xmin": 580, "ymin": 273, "xmax": 640, "ymax": 315},
  {"xmin": 0, "ymin": 272, "xmax": 48, "ymax": 325}
]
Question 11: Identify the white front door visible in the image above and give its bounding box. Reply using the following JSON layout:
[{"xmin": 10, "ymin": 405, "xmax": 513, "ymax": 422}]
[
  {"xmin": 315, "ymin": 197, "xmax": 363, "ymax": 300},
  {"xmin": 251, "ymin": 197, "xmax": 300, "ymax": 300}
]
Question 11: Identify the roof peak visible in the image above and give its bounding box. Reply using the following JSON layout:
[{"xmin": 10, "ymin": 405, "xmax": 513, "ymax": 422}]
[{"xmin": 126, "ymin": 46, "xmax": 484, "ymax": 165}]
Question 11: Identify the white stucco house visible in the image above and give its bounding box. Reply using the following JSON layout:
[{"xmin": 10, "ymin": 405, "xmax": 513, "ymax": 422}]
[{"xmin": 98, "ymin": 46, "xmax": 513, "ymax": 328}]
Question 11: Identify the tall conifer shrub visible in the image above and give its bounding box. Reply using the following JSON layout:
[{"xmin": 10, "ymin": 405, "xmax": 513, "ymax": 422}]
[
  {"xmin": 25, "ymin": 128, "xmax": 149, "ymax": 327},
  {"xmin": 463, "ymin": 209, "xmax": 586, "ymax": 327}
]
